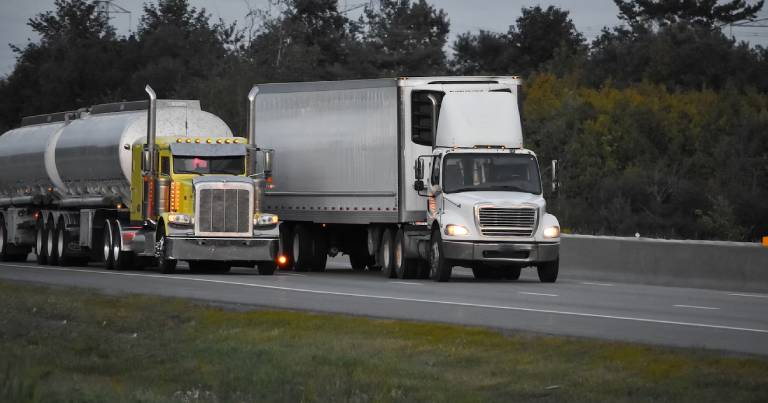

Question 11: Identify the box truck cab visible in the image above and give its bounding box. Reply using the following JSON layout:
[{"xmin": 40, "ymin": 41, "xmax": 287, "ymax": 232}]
[{"xmin": 253, "ymin": 76, "xmax": 560, "ymax": 282}]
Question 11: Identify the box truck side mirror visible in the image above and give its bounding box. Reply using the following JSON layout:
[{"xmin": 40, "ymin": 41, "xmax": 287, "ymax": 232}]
[{"xmin": 551, "ymin": 159, "xmax": 560, "ymax": 193}]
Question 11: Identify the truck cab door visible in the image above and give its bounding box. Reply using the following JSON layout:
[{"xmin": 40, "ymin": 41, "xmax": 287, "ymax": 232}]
[{"xmin": 427, "ymin": 154, "xmax": 443, "ymax": 227}]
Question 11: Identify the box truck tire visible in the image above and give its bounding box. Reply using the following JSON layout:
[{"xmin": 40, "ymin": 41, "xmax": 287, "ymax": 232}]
[
  {"xmin": 394, "ymin": 228, "xmax": 419, "ymax": 279},
  {"xmin": 430, "ymin": 229, "xmax": 453, "ymax": 282},
  {"xmin": 537, "ymin": 258, "xmax": 559, "ymax": 283}
]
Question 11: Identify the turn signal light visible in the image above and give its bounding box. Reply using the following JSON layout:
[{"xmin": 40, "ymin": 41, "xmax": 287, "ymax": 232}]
[
  {"xmin": 170, "ymin": 181, "xmax": 181, "ymax": 212},
  {"xmin": 277, "ymin": 255, "xmax": 288, "ymax": 266},
  {"xmin": 763, "ymin": 237, "xmax": 768, "ymax": 247}
]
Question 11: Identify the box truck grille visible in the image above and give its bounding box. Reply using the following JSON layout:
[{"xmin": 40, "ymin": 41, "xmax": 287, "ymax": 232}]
[
  {"xmin": 477, "ymin": 207, "xmax": 537, "ymax": 237},
  {"xmin": 196, "ymin": 187, "xmax": 251, "ymax": 236}
]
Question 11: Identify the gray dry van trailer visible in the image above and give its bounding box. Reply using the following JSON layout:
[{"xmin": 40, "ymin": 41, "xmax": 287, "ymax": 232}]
[{"xmin": 250, "ymin": 77, "xmax": 561, "ymax": 282}]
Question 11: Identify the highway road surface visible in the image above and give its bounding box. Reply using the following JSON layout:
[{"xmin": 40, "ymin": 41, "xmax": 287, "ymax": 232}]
[{"xmin": 1, "ymin": 257, "xmax": 767, "ymax": 356}]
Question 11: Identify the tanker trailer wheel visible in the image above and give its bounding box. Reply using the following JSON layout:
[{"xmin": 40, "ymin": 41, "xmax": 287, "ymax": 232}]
[
  {"xmin": 46, "ymin": 216, "xmax": 59, "ymax": 266},
  {"xmin": 55, "ymin": 218, "xmax": 71, "ymax": 266},
  {"xmin": 536, "ymin": 258, "xmax": 559, "ymax": 283},
  {"xmin": 34, "ymin": 216, "xmax": 48, "ymax": 265},
  {"xmin": 394, "ymin": 228, "xmax": 418, "ymax": 279},
  {"xmin": 380, "ymin": 227, "xmax": 396, "ymax": 278},
  {"xmin": 292, "ymin": 224, "xmax": 313, "ymax": 272},
  {"xmin": 111, "ymin": 219, "xmax": 133, "ymax": 271},
  {"xmin": 102, "ymin": 220, "xmax": 115, "ymax": 270},
  {"xmin": 429, "ymin": 229, "xmax": 453, "ymax": 282},
  {"xmin": 156, "ymin": 224, "xmax": 177, "ymax": 274}
]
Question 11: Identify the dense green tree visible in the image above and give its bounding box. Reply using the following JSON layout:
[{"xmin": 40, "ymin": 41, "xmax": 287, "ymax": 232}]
[{"xmin": 615, "ymin": 0, "xmax": 765, "ymax": 26}]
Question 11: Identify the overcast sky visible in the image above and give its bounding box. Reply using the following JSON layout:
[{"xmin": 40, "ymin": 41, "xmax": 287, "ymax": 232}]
[{"xmin": 2, "ymin": 0, "xmax": 767, "ymax": 76}]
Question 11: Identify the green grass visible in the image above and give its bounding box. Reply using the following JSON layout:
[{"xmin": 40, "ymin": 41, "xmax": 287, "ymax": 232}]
[{"xmin": 1, "ymin": 281, "xmax": 767, "ymax": 402}]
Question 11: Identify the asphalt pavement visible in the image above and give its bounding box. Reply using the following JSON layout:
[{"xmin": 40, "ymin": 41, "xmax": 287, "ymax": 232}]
[{"xmin": 1, "ymin": 257, "xmax": 767, "ymax": 356}]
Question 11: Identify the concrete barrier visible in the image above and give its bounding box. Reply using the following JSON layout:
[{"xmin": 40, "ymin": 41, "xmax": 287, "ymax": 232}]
[{"xmin": 561, "ymin": 234, "xmax": 768, "ymax": 292}]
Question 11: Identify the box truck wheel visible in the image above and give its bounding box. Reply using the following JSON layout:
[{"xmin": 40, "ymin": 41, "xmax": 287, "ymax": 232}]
[
  {"xmin": 537, "ymin": 258, "xmax": 559, "ymax": 283},
  {"xmin": 380, "ymin": 228, "xmax": 396, "ymax": 278},
  {"xmin": 429, "ymin": 229, "xmax": 453, "ymax": 282},
  {"xmin": 394, "ymin": 228, "xmax": 418, "ymax": 279},
  {"xmin": 35, "ymin": 216, "xmax": 47, "ymax": 265},
  {"xmin": 292, "ymin": 224, "xmax": 313, "ymax": 272},
  {"xmin": 102, "ymin": 220, "xmax": 115, "ymax": 270},
  {"xmin": 46, "ymin": 217, "xmax": 59, "ymax": 266}
]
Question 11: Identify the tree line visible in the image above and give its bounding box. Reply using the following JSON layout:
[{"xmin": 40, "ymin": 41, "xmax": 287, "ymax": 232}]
[{"xmin": 0, "ymin": 0, "xmax": 766, "ymax": 242}]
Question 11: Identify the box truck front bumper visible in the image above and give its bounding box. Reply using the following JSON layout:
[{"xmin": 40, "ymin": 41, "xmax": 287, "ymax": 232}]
[
  {"xmin": 443, "ymin": 241, "xmax": 559, "ymax": 263},
  {"xmin": 164, "ymin": 237, "xmax": 278, "ymax": 262}
]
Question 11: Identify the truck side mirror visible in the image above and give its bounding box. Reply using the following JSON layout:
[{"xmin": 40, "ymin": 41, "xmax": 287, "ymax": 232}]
[
  {"xmin": 551, "ymin": 160, "xmax": 560, "ymax": 193},
  {"xmin": 414, "ymin": 158, "xmax": 424, "ymax": 180}
]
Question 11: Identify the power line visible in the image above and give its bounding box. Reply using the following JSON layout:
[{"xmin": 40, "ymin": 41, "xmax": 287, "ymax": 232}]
[{"xmin": 92, "ymin": 0, "xmax": 132, "ymax": 34}]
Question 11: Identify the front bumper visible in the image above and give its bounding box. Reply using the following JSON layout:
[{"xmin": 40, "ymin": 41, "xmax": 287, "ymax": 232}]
[
  {"xmin": 442, "ymin": 240, "xmax": 559, "ymax": 263},
  {"xmin": 164, "ymin": 236, "xmax": 278, "ymax": 262}
]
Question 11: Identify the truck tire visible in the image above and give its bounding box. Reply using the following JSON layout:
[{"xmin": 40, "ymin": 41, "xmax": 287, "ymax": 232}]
[
  {"xmin": 55, "ymin": 218, "xmax": 70, "ymax": 266},
  {"xmin": 292, "ymin": 224, "xmax": 313, "ymax": 272},
  {"xmin": 35, "ymin": 216, "xmax": 47, "ymax": 265},
  {"xmin": 367, "ymin": 226, "xmax": 381, "ymax": 256},
  {"xmin": 537, "ymin": 258, "xmax": 559, "ymax": 283},
  {"xmin": 258, "ymin": 261, "xmax": 277, "ymax": 275},
  {"xmin": 156, "ymin": 225, "xmax": 177, "ymax": 274},
  {"xmin": 429, "ymin": 229, "xmax": 453, "ymax": 282},
  {"xmin": 394, "ymin": 228, "xmax": 418, "ymax": 279},
  {"xmin": 111, "ymin": 219, "xmax": 133, "ymax": 271},
  {"xmin": 102, "ymin": 220, "xmax": 115, "ymax": 270},
  {"xmin": 46, "ymin": 217, "xmax": 59, "ymax": 266},
  {"xmin": 380, "ymin": 227, "xmax": 396, "ymax": 278}
]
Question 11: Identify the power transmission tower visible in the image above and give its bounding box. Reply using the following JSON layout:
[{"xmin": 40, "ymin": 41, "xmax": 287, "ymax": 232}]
[{"xmin": 92, "ymin": 0, "xmax": 132, "ymax": 34}]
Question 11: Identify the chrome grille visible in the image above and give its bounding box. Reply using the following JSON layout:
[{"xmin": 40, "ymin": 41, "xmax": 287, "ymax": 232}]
[
  {"xmin": 477, "ymin": 207, "xmax": 537, "ymax": 237},
  {"xmin": 196, "ymin": 186, "xmax": 252, "ymax": 236}
]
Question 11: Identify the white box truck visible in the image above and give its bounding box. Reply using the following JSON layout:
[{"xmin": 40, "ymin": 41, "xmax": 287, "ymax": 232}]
[{"xmin": 250, "ymin": 76, "xmax": 560, "ymax": 282}]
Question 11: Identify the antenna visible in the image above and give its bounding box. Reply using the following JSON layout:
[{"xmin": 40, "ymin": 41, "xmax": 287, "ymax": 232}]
[{"xmin": 92, "ymin": 0, "xmax": 132, "ymax": 34}]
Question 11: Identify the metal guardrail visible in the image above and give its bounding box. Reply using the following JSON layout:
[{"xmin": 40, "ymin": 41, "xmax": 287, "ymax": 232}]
[{"xmin": 561, "ymin": 234, "xmax": 768, "ymax": 292}]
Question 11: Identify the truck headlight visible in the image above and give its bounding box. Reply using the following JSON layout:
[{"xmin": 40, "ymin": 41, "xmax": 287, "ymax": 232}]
[
  {"xmin": 168, "ymin": 213, "xmax": 192, "ymax": 225},
  {"xmin": 445, "ymin": 224, "xmax": 470, "ymax": 236},
  {"xmin": 543, "ymin": 226, "xmax": 560, "ymax": 238},
  {"xmin": 254, "ymin": 213, "xmax": 279, "ymax": 226}
]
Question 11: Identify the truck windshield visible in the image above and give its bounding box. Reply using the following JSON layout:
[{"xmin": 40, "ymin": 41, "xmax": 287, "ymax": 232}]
[
  {"xmin": 173, "ymin": 156, "xmax": 245, "ymax": 175},
  {"xmin": 442, "ymin": 153, "xmax": 541, "ymax": 195}
]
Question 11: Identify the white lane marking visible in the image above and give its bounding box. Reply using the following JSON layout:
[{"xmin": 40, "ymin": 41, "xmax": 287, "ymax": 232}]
[
  {"xmin": 281, "ymin": 273, "xmax": 306, "ymax": 277},
  {"xmin": 728, "ymin": 293, "xmax": 768, "ymax": 299},
  {"xmin": 519, "ymin": 291, "xmax": 558, "ymax": 297},
  {"xmin": 674, "ymin": 304, "xmax": 720, "ymax": 310},
  {"xmin": 581, "ymin": 282, "xmax": 614, "ymax": 287},
  {"xmin": 391, "ymin": 281, "xmax": 422, "ymax": 286},
  {"xmin": 2, "ymin": 263, "xmax": 767, "ymax": 334}
]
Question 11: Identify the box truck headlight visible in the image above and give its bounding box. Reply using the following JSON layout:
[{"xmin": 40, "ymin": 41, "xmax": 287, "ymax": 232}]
[
  {"xmin": 445, "ymin": 224, "xmax": 470, "ymax": 236},
  {"xmin": 543, "ymin": 226, "xmax": 560, "ymax": 238},
  {"xmin": 254, "ymin": 214, "xmax": 279, "ymax": 226},
  {"xmin": 168, "ymin": 213, "xmax": 192, "ymax": 225}
]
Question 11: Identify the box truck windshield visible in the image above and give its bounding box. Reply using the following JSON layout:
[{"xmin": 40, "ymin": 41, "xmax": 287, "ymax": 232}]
[
  {"xmin": 173, "ymin": 156, "xmax": 245, "ymax": 175},
  {"xmin": 442, "ymin": 153, "xmax": 542, "ymax": 195}
]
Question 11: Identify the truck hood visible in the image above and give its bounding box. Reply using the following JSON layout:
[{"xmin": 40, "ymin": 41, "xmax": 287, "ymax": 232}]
[{"xmin": 443, "ymin": 191, "xmax": 545, "ymax": 209}]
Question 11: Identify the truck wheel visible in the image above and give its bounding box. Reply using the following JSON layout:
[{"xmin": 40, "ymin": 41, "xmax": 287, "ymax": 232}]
[
  {"xmin": 292, "ymin": 224, "xmax": 312, "ymax": 272},
  {"xmin": 394, "ymin": 228, "xmax": 418, "ymax": 279},
  {"xmin": 35, "ymin": 216, "xmax": 47, "ymax": 265},
  {"xmin": 380, "ymin": 228, "xmax": 396, "ymax": 278},
  {"xmin": 429, "ymin": 229, "xmax": 453, "ymax": 282},
  {"xmin": 55, "ymin": 218, "xmax": 69, "ymax": 266},
  {"xmin": 156, "ymin": 225, "xmax": 177, "ymax": 274},
  {"xmin": 111, "ymin": 220, "xmax": 133, "ymax": 271},
  {"xmin": 102, "ymin": 220, "xmax": 115, "ymax": 270},
  {"xmin": 537, "ymin": 258, "xmax": 559, "ymax": 283},
  {"xmin": 46, "ymin": 218, "xmax": 59, "ymax": 266},
  {"xmin": 367, "ymin": 226, "xmax": 381, "ymax": 256},
  {"xmin": 258, "ymin": 261, "xmax": 277, "ymax": 275}
]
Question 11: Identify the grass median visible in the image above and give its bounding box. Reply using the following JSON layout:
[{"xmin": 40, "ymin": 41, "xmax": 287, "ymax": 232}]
[{"xmin": 1, "ymin": 280, "xmax": 767, "ymax": 402}]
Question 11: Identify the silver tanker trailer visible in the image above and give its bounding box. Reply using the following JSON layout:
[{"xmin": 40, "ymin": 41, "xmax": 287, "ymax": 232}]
[{"xmin": 0, "ymin": 87, "xmax": 280, "ymax": 274}]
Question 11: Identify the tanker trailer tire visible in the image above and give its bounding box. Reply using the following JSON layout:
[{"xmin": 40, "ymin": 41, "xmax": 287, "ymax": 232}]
[
  {"xmin": 55, "ymin": 218, "xmax": 71, "ymax": 266},
  {"xmin": 257, "ymin": 261, "xmax": 277, "ymax": 275},
  {"xmin": 380, "ymin": 228, "xmax": 396, "ymax": 278},
  {"xmin": 537, "ymin": 258, "xmax": 559, "ymax": 283},
  {"xmin": 156, "ymin": 225, "xmax": 177, "ymax": 274},
  {"xmin": 429, "ymin": 229, "xmax": 453, "ymax": 282},
  {"xmin": 34, "ymin": 217, "xmax": 48, "ymax": 265},
  {"xmin": 292, "ymin": 224, "xmax": 313, "ymax": 272},
  {"xmin": 102, "ymin": 220, "xmax": 115, "ymax": 270},
  {"xmin": 394, "ymin": 228, "xmax": 418, "ymax": 279},
  {"xmin": 46, "ymin": 217, "xmax": 59, "ymax": 266},
  {"xmin": 111, "ymin": 219, "xmax": 133, "ymax": 271}
]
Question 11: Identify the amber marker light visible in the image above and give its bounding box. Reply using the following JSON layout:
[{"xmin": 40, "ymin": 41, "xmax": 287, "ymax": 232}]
[
  {"xmin": 763, "ymin": 236, "xmax": 768, "ymax": 247},
  {"xmin": 277, "ymin": 255, "xmax": 289, "ymax": 267}
]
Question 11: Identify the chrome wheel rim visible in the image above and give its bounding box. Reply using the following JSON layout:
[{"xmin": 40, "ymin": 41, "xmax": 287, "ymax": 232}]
[
  {"xmin": 57, "ymin": 227, "xmax": 65, "ymax": 260},
  {"xmin": 292, "ymin": 232, "xmax": 300, "ymax": 264},
  {"xmin": 393, "ymin": 236, "xmax": 402, "ymax": 273},
  {"xmin": 47, "ymin": 226, "xmax": 55, "ymax": 258},
  {"xmin": 111, "ymin": 222, "xmax": 120, "ymax": 262},
  {"xmin": 36, "ymin": 225, "xmax": 43, "ymax": 255},
  {"xmin": 382, "ymin": 235, "xmax": 391, "ymax": 270},
  {"xmin": 103, "ymin": 222, "xmax": 112, "ymax": 262}
]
